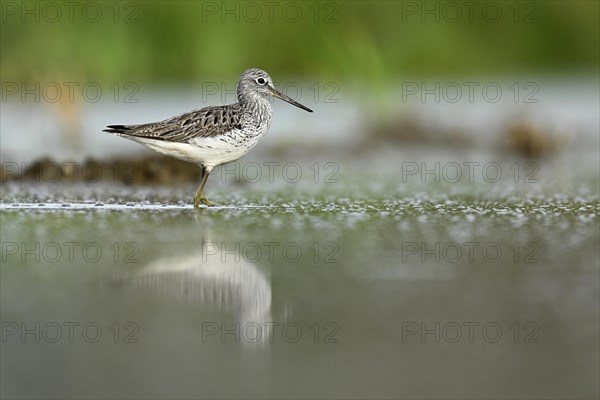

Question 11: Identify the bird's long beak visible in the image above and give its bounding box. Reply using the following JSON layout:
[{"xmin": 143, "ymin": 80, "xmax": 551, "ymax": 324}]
[{"xmin": 270, "ymin": 87, "xmax": 313, "ymax": 113}]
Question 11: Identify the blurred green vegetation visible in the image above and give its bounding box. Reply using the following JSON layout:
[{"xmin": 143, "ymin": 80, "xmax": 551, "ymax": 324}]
[{"xmin": 1, "ymin": 0, "xmax": 598, "ymax": 85}]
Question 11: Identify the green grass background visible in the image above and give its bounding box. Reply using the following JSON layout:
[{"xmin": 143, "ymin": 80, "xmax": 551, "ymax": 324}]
[{"xmin": 1, "ymin": 0, "xmax": 598, "ymax": 86}]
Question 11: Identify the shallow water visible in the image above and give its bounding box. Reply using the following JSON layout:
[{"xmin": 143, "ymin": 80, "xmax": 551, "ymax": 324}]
[
  {"xmin": 1, "ymin": 172, "xmax": 599, "ymax": 398},
  {"xmin": 2, "ymin": 75, "xmax": 599, "ymax": 397}
]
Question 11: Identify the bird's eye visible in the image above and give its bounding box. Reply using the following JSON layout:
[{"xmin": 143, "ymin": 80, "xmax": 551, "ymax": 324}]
[{"xmin": 256, "ymin": 78, "xmax": 266, "ymax": 85}]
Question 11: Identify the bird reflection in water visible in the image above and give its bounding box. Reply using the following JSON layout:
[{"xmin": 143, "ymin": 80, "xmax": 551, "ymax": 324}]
[{"xmin": 112, "ymin": 220, "xmax": 272, "ymax": 344}]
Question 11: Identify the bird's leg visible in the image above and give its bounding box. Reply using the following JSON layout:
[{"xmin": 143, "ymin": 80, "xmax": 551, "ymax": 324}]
[{"xmin": 193, "ymin": 166, "xmax": 214, "ymax": 207}]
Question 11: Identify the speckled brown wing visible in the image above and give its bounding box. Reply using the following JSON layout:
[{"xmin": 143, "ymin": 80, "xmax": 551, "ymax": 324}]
[{"xmin": 104, "ymin": 104, "xmax": 244, "ymax": 143}]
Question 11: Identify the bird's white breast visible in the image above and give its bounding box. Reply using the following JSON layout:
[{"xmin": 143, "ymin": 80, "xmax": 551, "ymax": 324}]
[{"xmin": 130, "ymin": 124, "xmax": 269, "ymax": 169}]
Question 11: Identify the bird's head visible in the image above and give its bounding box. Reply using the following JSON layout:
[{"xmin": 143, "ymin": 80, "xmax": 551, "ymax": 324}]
[{"xmin": 238, "ymin": 68, "xmax": 313, "ymax": 112}]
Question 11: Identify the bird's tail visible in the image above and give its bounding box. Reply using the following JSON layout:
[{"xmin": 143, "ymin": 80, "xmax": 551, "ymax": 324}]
[{"xmin": 103, "ymin": 124, "xmax": 133, "ymax": 135}]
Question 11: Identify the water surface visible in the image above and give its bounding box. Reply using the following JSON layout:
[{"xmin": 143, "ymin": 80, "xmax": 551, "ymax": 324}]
[{"xmin": 1, "ymin": 180, "xmax": 598, "ymax": 398}]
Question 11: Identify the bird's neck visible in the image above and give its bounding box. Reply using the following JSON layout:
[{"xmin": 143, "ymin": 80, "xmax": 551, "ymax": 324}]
[{"xmin": 238, "ymin": 92, "xmax": 273, "ymax": 123}]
